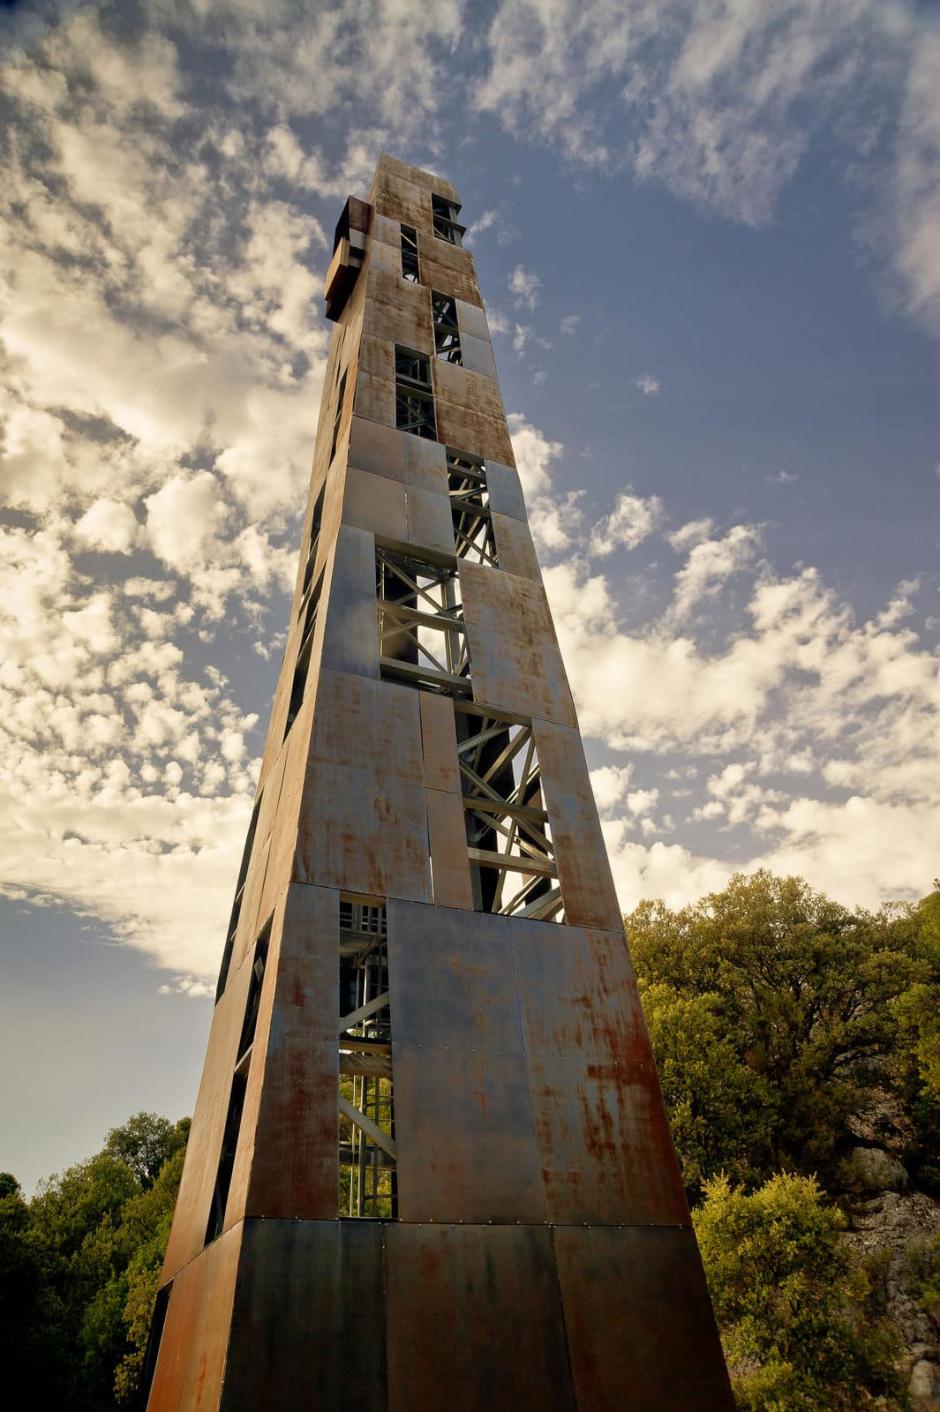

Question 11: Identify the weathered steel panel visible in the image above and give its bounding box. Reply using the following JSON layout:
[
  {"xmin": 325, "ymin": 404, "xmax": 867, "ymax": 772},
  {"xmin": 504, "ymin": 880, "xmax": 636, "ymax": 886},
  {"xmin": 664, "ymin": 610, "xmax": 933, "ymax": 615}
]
[
  {"xmin": 386, "ymin": 1223, "xmax": 575, "ymax": 1412},
  {"xmin": 492, "ymin": 510, "xmax": 541, "ymax": 580},
  {"xmin": 426, "ymin": 788, "xmax": 474, "ymax": 909},
  {"xmin": 405, "ymin": 484, "xmax": 455, "ymax": 558},
  {"xmin": 531, "ymin": 719, "xmax": 624, "ymax": 931},
  {"xmin": 231, "ymin": 831, "xmax": 271, "ymax": 973},
  {"xmin": 387, "ymin": 899, "xmax": 547, "ymax": 1223},
  {"xmin": 461, "ymin": 561, "xmax": 578, "ymax": 727},
  {"xmin": 354, "ymin": 368, "xmax": 394, "ymax": 428},
  {"xmin": 455, "ymin": 298, "xmax": 490, "ymax": 342},
  {"xmin": 343, "ymin": 465, "xmax": 407, "ymax": 542},
  {"xmin": 176, "ymin": 1227, "xmax": 243, "ymax": 1412},
  {"xmin": 259, "ymin": 690, "xmax": 315, "ymax": 920},
  {"xmin": 244, "ymin": 885, "xmax": 339, "ymax": 1218},
  {"xmin": 149, "ymin": 1223, "xmax": 241, "ymax": 1412},
  {"xmin": 347, "ymin": 415, "xmax": 448, "ymax": 493},
  {"xmin": 419, "ymin": 251, "xmax": 483, "ymax": 307},
  {"xmin": 320, "ymin": 525, "xmax": 380, "ymax": 679},
  {"xmin": 367, "ymin": 237, "xmax": 400, "ymax": 276},
  {"xmin": 369, "ymin": 169, "xmax": 433, "ymax": 234},
  {"xmin": 221, "ymin": 1219, "xmax": 386, "ymax": 1411},
  {"xmin": 553, "ymin": 1225, "xmax": 735, "ymax": 1411},
  {"xmin": 298, "ymin": 671, "xmax": 432, "ymax": 902},
  {"xmin": 434, "ymin": 358, "xmax": 504, "ymax": 420},
  {"xmin": 457, "ymin": 331, "xmax": 498, "ymax": 381},
  {"xmin": 418, "ymin": 691, "xmax": 461, "ymax": 794},
  {"xmin": 162, "ymin": 955, "xmax": 254, "ymax": 1279},
  {"xmin": 482, "ymin": 457, "xmax": 526, "ymax": 521},
  {"xmin": 510, "ymin": 918, "xmax": 690, "ymax": 1226},
  {"xmin": 371, "ymin": 211, "xmax": 401, "ymax": 247},
  {"xmin": 364, "ymin": 269, "xmax": 432, "ymax": 348},
  {"xmin": 372, "ymin": 153, "xmax": 460, "ymax": 202}
]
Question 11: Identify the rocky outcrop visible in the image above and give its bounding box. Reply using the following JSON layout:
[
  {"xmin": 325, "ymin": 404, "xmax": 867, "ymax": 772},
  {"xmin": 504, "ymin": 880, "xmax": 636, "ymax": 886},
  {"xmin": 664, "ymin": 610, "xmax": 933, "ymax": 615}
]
[{"xmin": 842, "ymin": 1178, "xmax": 940, "ymax": 1410}]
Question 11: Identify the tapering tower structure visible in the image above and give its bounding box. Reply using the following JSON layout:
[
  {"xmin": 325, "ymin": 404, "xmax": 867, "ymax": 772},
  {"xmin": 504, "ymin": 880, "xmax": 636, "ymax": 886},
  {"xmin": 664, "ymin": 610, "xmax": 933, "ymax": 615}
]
[{"xmin": 143, "ymin": 156, "xmax": 733, "ymax": 1412}]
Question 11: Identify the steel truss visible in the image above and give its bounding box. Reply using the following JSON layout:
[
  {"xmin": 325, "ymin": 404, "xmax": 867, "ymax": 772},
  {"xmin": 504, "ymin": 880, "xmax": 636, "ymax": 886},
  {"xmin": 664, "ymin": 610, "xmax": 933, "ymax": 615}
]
[
  {"xmin": 338, "ymin": 899, "xmax": 396, "ymax": 1218},
  {"xmin": 446, "ymin": 448, "xmax": 498, "ymax": 568},
  {"xmin": 455, "ymin": 702, "xmax": 564, "ymax": 922},
  {"xmin": 376, "ymin": 546, "xmax": 471, "ymax": 696}
]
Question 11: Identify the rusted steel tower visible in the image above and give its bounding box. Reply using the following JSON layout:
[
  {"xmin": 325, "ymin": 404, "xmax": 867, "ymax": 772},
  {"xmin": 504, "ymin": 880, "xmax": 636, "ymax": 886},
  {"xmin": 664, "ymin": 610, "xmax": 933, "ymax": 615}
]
[{"xmin": 143, "ymin": 156, "xmax": 734, "ymax": 1412}]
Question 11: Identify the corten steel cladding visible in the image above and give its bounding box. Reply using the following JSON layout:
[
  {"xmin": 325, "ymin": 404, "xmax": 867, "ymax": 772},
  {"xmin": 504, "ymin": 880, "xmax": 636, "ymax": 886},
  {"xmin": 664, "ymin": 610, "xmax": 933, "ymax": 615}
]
[{"xmin": 145, "ymin": 155, "xmax": 734, "ymax": 1411}]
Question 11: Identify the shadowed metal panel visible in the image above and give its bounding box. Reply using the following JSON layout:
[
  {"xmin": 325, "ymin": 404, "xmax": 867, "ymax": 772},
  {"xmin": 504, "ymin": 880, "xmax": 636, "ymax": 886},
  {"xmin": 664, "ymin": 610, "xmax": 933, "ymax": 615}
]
[
  {"xmin": 343, "ymin": 465, "xmax": 407, "ymax": 542},
  {"xmin": 484, "ymin": 458, "xmax": 527, "ymax": 521},
  {"xmin": 149, "ymin": 1225, "xmax": 242, "ymax": 1412},
  {"xmin": 531, "ymin": 719, "xmax": 623, "ymax": 931},
  {"xmin": 418, "ymin": 691, "xmax": 461, "ymax": 794},
  {"xmin": 461, "ymin": 562, "xmax": 577, "ymax": 728},
  {"xmin": 245, "ymin": 885, "xmax": 339, "ymax": 1219},
  {"xmin": 426, "ymin": 788, "xmax": 474, "ymax": 909},
  {"xmin": 510, "ymin": 919, "xmax": 690, "ymax": 1226},
  {"xmin": 386, "ymin": 1223, "xmax": 575, "ymax": 1412},
  {"xmin": 553, "ymin": 1225, "xmax": 735, "ymax": 1411},
  {"xmin": 220, "ymin": 1219, "xmax": 386, "ymax": 1412},
  {"xmin": 406, "ymin": 484, "xmax": 455, "ymax": 558},
  {"xmin": 387, "ymin": 899, "xmax": 547, "ymax": 1223},
  {"xmin": 320, "ymin": 525, "xmax": 380, "ymax": 679},
  {"xmin": 298, "ymin": 671, "xmax": 432, "ymax": 902},
  {"xmin": 162, "ymin": 956, "xmax": 254, "ymax": 1279}
]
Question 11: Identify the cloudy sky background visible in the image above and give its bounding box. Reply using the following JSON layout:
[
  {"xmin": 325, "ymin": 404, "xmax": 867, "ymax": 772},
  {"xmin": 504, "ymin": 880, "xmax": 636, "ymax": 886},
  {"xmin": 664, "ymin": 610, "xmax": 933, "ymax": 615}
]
[{"xmin": 1, "ymin": 0, "xmax": 938, "ymax": 1187}]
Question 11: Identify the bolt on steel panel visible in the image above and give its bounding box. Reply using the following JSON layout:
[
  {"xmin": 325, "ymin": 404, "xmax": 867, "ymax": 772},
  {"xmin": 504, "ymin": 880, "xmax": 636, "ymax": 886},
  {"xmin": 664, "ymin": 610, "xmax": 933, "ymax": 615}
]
[
  {"xmin": 344, "ymin": 465, "xmax": 408, "ymax": 543},
  {"xmin": 244, "ymin": 885, "xmax": 339, "ymax": 1219},
  {"xmin": 492, "ymin": 510, "xmax": 541, "ymax": 581},
  {"xmin": 510, "ymin": 918, "xmax": 690, "ymax": 1227},
  {"xmin": 458, "ymin": 332, "xmax": 498, "ymax": 381},
  {"xmin": 297, "ymin": 671, "xmax": 432, "ymax": 903},
  {"xmin": 220, "ymin": 1219, "xmax": 386, "ymax": 1412},
  {"xmin": 162, "ymin": 953, "xmax": 255, "ymax": 1280},
  {"xmin": 553, "ymin": 1224, "xmax": 735, "ymax": 1412},
  {"xmin": 434, "ymin": 357, "xmax": 505, "ymax": 421},
  {"xmin": 482, "ymin": 457, "xmax": 526, "ymax": 519},
  {"xmin": 354, "ymin": 369, "xmax": 395, "ymax": 429},
  {"xmin": 320, "ymin": 525, "xmax": 381, "ymax": 680},
  {"xmin": 348, "ymin": 415, "xmax": 448, "ymax": 493},
  {"xmin": 149, "ymin": 1223, "xmax": 242, "ymax": 1412},
  {"xmin": 419, "ymin": 252, "xmax": 483, "ymax": 308},
  {"xmin": 425, "ymin": 787, "xmax": 474, "ymax": 910},
  {"xmin": 259, "ymin": 690, "xmax": 315, "ymax": 920},
  {"xmin": 530, "ymin": 719, "xmax": 624, "ymax": 931},
  {"xmin": 455, "ymin": 298, "xmax": 490, "ymax": 342},
  {"xmin": 461, "ymin": 561, "xmax": 578, "ymax": 728},
  {"xmin": 418, "ymin": 691, "xmax": 462, "ymax": 794},
  {"xmin": 386, "ymin": 1222, "xmax": 575, "ymax": 1412},
  {"xmin": 405, "ymin": 483, "xmax": 455, "ymax": 559},
  {"xmin": 387, "ymin": 899, "xmax": 547, "ymax": 1224}
]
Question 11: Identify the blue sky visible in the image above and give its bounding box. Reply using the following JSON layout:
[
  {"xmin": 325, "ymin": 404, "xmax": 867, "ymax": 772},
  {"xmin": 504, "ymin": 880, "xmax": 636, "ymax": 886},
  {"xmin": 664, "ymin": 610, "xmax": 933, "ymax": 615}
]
[{"xmin": 1, "ymin": 0, "xmax": 938, "ymax": 1189}]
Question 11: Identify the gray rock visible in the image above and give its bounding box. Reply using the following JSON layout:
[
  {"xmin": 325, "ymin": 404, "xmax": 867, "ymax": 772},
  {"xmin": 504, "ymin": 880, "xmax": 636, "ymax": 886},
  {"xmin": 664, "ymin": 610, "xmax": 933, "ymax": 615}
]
[
  {"xmin": 842, "ymin": 1145, "xmax": 909, "ymax": 1194},
  {"xmin": 908, "ymin": 1357, "xmax": 940, "ymax": 1408}
]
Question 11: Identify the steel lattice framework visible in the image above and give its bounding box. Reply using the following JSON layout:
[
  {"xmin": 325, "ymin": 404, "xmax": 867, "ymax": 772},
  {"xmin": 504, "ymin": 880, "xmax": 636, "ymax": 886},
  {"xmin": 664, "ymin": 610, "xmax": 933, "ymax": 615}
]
[{"xmin": 142, "ymin": 156, "xmax": 734, "ymax": 1412}]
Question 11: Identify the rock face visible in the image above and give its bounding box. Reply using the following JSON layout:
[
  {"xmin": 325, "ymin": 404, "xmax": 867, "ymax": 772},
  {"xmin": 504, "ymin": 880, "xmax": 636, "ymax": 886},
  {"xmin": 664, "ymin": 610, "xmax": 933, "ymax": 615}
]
[
  {"xmin": 842, "ymin": 1179, "xmax": 940, "ymax": 1411},
  {"xmin": 841, "ymin": 1145, "xmax": 911, "ymax": 1194}
]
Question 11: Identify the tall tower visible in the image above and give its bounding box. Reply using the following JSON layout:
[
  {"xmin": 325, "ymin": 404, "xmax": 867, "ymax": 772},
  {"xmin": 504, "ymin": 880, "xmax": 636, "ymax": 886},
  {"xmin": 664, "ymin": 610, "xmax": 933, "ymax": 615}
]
[{"xmin": 143, "ymin": 156, "xmax": 733, "ymax": 1412}]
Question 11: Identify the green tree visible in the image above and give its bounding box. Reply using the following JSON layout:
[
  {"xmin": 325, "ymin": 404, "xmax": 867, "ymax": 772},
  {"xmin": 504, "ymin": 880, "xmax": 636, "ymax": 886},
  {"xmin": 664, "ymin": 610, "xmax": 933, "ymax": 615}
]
[
  {"xmin": 629, "ymin": 870, "xmax": 928, "ymax": 1189},
  {"xmin": 695, "ymin": 1172, "xmax": 902, "ymax": 1411},
  {"xmin": 105, "ymin": 1113, "xmax": 189, "ymax": 1189}
]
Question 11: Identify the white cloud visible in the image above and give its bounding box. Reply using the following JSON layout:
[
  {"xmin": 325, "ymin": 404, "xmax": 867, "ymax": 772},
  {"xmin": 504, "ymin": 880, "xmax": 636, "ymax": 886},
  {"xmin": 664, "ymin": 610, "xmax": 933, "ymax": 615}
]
[
  {"xmin": 634, "ymin": 373, "xmax": 661, "ymax": 395},
  {"xmin": 590, "ymin": 763, "xmax": 634, "ymax": 809},
  {"xmin": 74, "ymin": 499, "xmax": 140, "ymax": 554},
  {"xmin": 590, "ymin": 489, "xmax": 664, "ymax": 555},
  {"xmin": 668, "ymin": 518, "xmax": 713, "ymax": 551},
  {"xmin": 509, "ymin": 264, "xmax": 541, "ymax": 309},
  {"xmin": 670, "ymin": 524, "xmax": 762, "ymax": 621},
  {"xmin": 477, "ymin": 0, "xmax": 936, "ymax": 328},
  {"xmin": 560, "ymin": 313, "xmax": 580, "ymax": 335}
]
